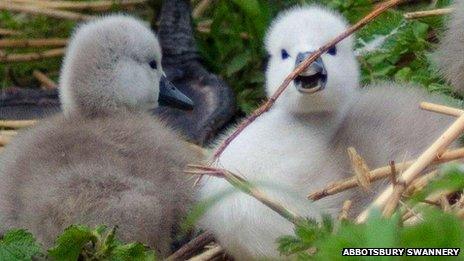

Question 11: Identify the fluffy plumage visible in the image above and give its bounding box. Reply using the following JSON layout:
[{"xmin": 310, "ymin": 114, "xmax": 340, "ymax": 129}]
[
  {"xmin": 0, "ymin": 15, "xmax": 202, "ymax": 256},
  {"xmin": 199, "ymin": 6, "xmax": 458, "ymax": 260},
  {"xmin": 434, "ymin": 0, "xmax": 464, "ymax": 93}
]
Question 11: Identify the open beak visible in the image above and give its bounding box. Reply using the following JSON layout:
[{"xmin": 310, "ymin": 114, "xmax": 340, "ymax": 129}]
[
  {"xmin": 158, "ymin": 76, "xmax": 194, "ymax": 110},
  {"xmin": 294, "ymin": 52, "xmax": 327, "ymax": 94}
]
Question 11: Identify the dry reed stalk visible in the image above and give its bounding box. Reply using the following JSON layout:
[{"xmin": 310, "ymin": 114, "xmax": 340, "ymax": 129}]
[
  {"xmin": 213, "ymin": 0, "xmax": 404, "ymax": 160},
  {"xmin": 0, "ymin": 130, "xmax": 17, "ymax": 137},
  {"xmin": 187, "ymin": 245, "xmax": 224, "ymax": 261},
  {"xmin": 0, "ymin": 38, "xmax": 67, "ymax": 48},
  {"xmin": 186, "ymin": 165, "xmax": 303, "ymax": 225},
  {"xmin": 338, "ymin": 200, "xmax": 352, "ymax": 221},
  {"xmin": 7, "ymin": 0, "xmax": 146, "ymax": 11},
  {"xmin": 347, "ymin": 147, "xmax": 371, "ymax": 191},
  {"xmin": 404, "ymin": 8, "xmax": 453, "ymax": 19},
  {"xmin": 308, "ymin": 148, "xmax": 464, "ymax": 201},
  {"xmin": 0, "ymin": 2, "xmax": 94, "ymax": 21},
  {"xmin": 166, "ymin": 232, "xmax": 215, "ymax": 261},
  {"xmin": 0, "ymin": 120, "xmax": 36, "ymax": 129},
  {"xmin": 440, "ymin": 195, "xmax": 451, "ymax": 212},
  {"xmin": 0, "ymin": 28, "xmax": 21, "ymax": 36},
  {"xmin": 33, "ymin": 70, "xmax": 57, "ymax": 90},
  {"xmin": 0, "ymin": 48, "xmax": 65, "ymax": 62},
  {"xmin": 420, "ymin": 102, "xmax": 464, "ymax": 117},
  {"xmin": 0, "ymin": 135, "xmax": 12, "ymax": 146},
  {"xmin": 357, "ymin": 113, "xmax": 464, "ymax": 223},
  {"xmin": 382, "ymin": 181, "xmax": 406, "ymax": 218},
  {"xmin": 192, "ymin": 0, "xmax": 213, "ymax": 18},
  {"xmin": 404, "ymin": 170, "xmax": 439, "ymax": 197}
]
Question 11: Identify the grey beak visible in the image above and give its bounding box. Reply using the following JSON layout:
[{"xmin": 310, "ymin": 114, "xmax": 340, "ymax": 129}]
[
  {"xmin": 295, "ymin": 52, "xmax": 326, "ymax": 75},
  {"xmin": 158, "ymin": 76, "xmax": 194, "ymax": 110}
]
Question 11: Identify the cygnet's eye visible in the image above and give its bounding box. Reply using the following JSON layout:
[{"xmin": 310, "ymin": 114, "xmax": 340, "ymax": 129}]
[
  {"xmin": 328, "ymin": 46, "xmax": 337, "ymax": 56},
  {"xmin": 149, "ymin": 60, "xmax": 158, "ymax": 70},
  {"xmin": 281, "ymin": 49, "xmax": 290, "ymax": 60}
]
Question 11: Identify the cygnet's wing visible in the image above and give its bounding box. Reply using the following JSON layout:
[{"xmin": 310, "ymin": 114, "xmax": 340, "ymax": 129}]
[
  {"xmin": 155, "ymin": 0, "xmax": 236, "ymax": 145},
  {"xmin": 434, "ymin": 0, "xmax": 464, "ymax": 93}
]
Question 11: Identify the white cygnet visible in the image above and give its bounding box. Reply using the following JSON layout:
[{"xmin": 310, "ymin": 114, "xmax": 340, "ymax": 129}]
[
  {"xmin": 199, "ymin": 6, "xmax": 459, "ymax": 260},
  {"xmin": 0, "ymin": 15, "xmax": 202, "ymax": 257},
  {"xmin": 434, "ymin": 0, "xmax": 464, "ymax": 93}
]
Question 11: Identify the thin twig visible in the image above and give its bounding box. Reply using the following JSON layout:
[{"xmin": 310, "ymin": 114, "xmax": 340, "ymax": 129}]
[
  {"xmin": 0, "ymin": 120, "xmax": 36, "ymax": 129},
  {"xmin": 420, "ymin": 102, "xmax": 464, "ymax": 117},
  {"xmin": 0, "ymin": 130, "xmax": 17, "ymax": 136},
  {"xmin": 404, "ymin": 8, "xmax": 452, "ymax": 19},
  {"xmin": 166, "ymin": 232, "xmax": 215, "ymax": 261},
  {"xmin": 389, "ymin": 161, "xmax": 398, "ymax": 186},
  {"xmin": 0, "ymin": 48, "xmax": 65, "ymax": 62},
  {"xmin": 187, "ymin": 165, "xmax": 303, "ymax": 225},
  {"xmin": 213, "ymin": 0, "xmax": 404, "ymax": 160},
  {"xmin": 308, "ymin": 148, "xmax": 464, "ymax": 201},
  {"xmin": 0, "ymin": 38, "xmax": 67, "ymax": 48},
  {"xmin": 187, "ymin": 245, "xmax": 224, "ymax": 261},
  {"xmin": 0, "ymin": 2, "xmax": 94, "ymax": 21},
  {"xmin": 33, "ymin": 70, "xmax": 57, "ymax": 90},
  {"xmin": 357, "ymin": 112, "xmax": 464, "ymax": 223}
]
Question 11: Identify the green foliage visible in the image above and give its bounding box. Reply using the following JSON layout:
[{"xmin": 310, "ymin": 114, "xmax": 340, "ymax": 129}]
[
  {"xmin": 0, "ymin": 229, "xmax": 42, "ymax": 260},
  {"xmin": 0, "ymin": 225, "xmax": 156, "ymax": 261},
  {"xmin": 48, "ymin": 225, "xmax": 156, "ymax": 261},
  {"xmin": 277, "ymin": 164, "xmax": 464, "ymax": 260}
]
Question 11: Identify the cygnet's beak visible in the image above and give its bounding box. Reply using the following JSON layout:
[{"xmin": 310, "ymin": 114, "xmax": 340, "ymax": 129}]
[
  {"xmin": 158, "ymin": 76, "xmax": 194, "ymax": 110},
  {"xmin": 294, "ymin": 52, "xmax": 327, "ymax": 94}
]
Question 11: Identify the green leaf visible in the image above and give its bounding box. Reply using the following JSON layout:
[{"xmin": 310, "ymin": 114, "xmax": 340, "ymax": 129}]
[
  {"xmin": 111, "ymin": 243, "xmax": 156, "ymax": 261},
  {"xmin": 0, "ymin": 229, "xmax": 42, "ymax": 261},
  {"xmin": 48, "ymin": 225, "xmax": 97, "ymax": 261},
  {"xmin": 226, "ymin": 51, "xmax": 252, "ymax": 76}
]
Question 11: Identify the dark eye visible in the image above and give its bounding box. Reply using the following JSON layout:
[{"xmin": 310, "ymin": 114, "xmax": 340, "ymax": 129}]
[
  {"xmin": 328, "ymin": 46, "xmax": 337, "ymax": 56},
  {"xmin": 149, "ymin": 60, "xmax": 157, "ymax": 69},
  {"xmin": 281, "ymin": 49, "xmax": 290, "ymax": 60}
]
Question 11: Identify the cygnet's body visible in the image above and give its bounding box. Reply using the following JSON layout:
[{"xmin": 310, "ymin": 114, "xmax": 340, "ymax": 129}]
[
  {"xmin": 199, "ymin": 6, "xmax": 458, "ymax": 260},
  {"xmin": 0, "ymin": 16, "xmax": 201, "ymax": 256},
  {"xmin": 434, "ymin": 0, "xmax": 464, "ymax": 93}
]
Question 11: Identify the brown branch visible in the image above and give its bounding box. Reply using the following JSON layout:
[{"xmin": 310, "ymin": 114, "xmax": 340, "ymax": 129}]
[
  {"xmin": 404, "ymin": 8, "xmax": 452, "ymax": 19},
  {"xmin": 0, "ymin": 2, "xmax": 94, "ymax": 21},
  {"xmin": 420, "ymin": 102, "xmax": 464, "ymax": 117},
  {"xmin": 0, "ymin": 48, "xmax": 65, "ymax": 62},
  {"xmin": 308, "ymin": 148, "xmax": 464, "ymax": 201},
  {"xmin": 166, "ymin": 232, "xmax": 215, "ymax": 261},
  {"xmin": 357, "ymin": 112, "xmax": 464, "ymax": 223},
  {"xmin": 187, "ymin": 165, "xmax": 303, "ymax": 225},
  {"xmin": 0, "ymin": 120, "xmax": 37, "ymax": 129},
  {"xmin": 212, "ymin": 0, "xmax": 404, "ymax": 160},
  {"xmin": 7, "ymin": 0, "xmax": 147, "ymax": 11},
  {"xmin": 33, "ymin": 70, "xmax": 58, "ymax": 90},
  {"xmin": 0, "ymin": 38, "xmax": 67, "ymax": 48},
  {"xmin": 187, "ymin": 245, "xmax": 224, "ymax": 261}
]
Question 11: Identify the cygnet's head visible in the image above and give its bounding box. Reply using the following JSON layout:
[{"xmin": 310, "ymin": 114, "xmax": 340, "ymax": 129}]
[
  {"xmin": 59, "ymin": 15, "xmax": 193, "ymax": 116},
  {"xmin": 265, "ymin": 6, "xmax": 360, "ymax": 114}
]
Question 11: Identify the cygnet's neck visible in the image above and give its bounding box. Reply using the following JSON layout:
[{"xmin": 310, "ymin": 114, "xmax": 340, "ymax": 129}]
[{"xmin": 270, "ymin": 102, "xmax": 351, "ymax": 139}]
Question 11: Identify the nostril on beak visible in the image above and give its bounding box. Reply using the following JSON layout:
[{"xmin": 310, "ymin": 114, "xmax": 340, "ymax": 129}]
[
  {"xmin": 295, "ymin": 52, "xmax": 312, "ymax": 66},
  {"xmin": 295, "ymin": 52, "xmax": 325, "ymax": 75}
]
